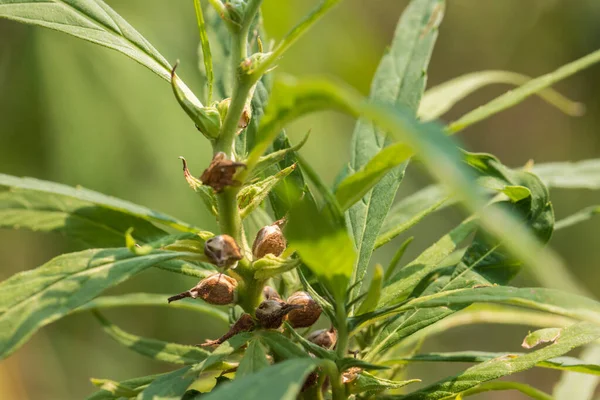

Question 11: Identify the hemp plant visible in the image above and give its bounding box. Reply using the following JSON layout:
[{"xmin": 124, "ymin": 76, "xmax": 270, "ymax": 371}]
[{"xmin": 3, "ymin": 1, "xmax": 600, "ymax": 399}]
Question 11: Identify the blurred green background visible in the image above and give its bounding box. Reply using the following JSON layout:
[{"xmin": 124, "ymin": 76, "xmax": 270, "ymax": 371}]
[{"xmin": 2, "ymin": 0, "xmax": 600, "ymax": 398}]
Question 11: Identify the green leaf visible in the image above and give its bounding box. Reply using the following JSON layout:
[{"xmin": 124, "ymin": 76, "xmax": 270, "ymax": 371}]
[
  {"xmin": 356, "ymin": 264, "xmax": 384, "ymax": 315},
  {"xmin": 0, "ymin": 0, "xmax": 201, "ymax": 106},
  {"xmin": 137, "ymin": 366, "xmax": 194, "ymax": 400},
  {"xmin": 393, "ymin": 350, "xmax": 600, "ymax": 376},
  {"xmin": 554, "ymin": 345, "xmax": 600, "ymax": 400},
  {"xmin": 347, "ymin": 371, "xmax": 419, "ymax": 395},
  {"xmin": 238, "ymin": 164, "xmax": 296, "ymax": 219},
  {"xmin": 236, "ymin": 339, "xmax": 271, "ymax": 378},
  {"xmin": 522, "ymin": 327, "xmax": 562, "ymax": 349},
  {"xmin": 0, "ymin": 174, "xmax": 200, "ymax": 247},
  {"xmin": 194, "ymin": 0, "xmax": 214, "ymax": 103},
  {"xmin": 286, "ymin": 192, "xmax": 356, "ymax": 301},
  {"xmin": 93, "ymin": 311, "xmax": 210, "ymax": 365},
  {"xmin": 452, "ymin": 382, "xmax": 553, "ymax": 400},
  {"xmin": 199, "ymin": 358, "xmax": 318, "ymax": 400},
  {"xmin": 447, "ymin": 49, "xmax": 600, "ymax": 133},
  {"xmin": 336, "ymin": 143, "xmax": 413, "ymax": 211},
  {"xmin": 556, "ymin": 205, "xmax": 600, "ymax": 230},
  {"xmin": 258, "ymin": 330, "xmax": 308, "ymax": 360},
  {"xmin": 74, "ymin": 293, "xmax": 229, "ymax": 324},
  {"xmin": 86, "ymin": 373, "xmax": 163, "ymax": 400},
  {"xmin": 397, "ymin": 322, "xmax": 600, "ymax": 400},
  {"xmin": 0, "ymin": 247, "xmax": 187, "ymax": 359},
  {"xmin": 347, "ymin": 0, "xmax": 445, "ymax": 299},
  {"xmin": 533, "ymin": 158, "xmax": 600, "ymax": 190},
  {"xmin": 418, "ymin": 70, "xmax": 583, "ymax": 121},
  {"xmin": 190, "ymin": 333, "xmax": 253, "ymax": 374}
]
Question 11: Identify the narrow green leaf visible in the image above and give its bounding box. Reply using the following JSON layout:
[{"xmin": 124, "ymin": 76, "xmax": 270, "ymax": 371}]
[
  {"xmin": 393, "ymin": 350, "xmax": 600, "ymax": 376},
  {"xmin": 0, "ymin": 0, "xmax": 201, "ymax": 106},
  {"xmin": 236, "ymin": 339, "xmax": 271, "ymax": 378},
  {"xmin": 0, "ymin": 247, "xmax": 187, "ymax": 359},
  {"xmin": 190, "ymin": 333, "xmax": 253, "ymax": 374},
  {"xmin": 522, "ymin": 327, "xmax": 562, "ymax": 349},
  {"xmin": 384, "ymin": 237, "xmax": 414, "ymax": 282},
  {"xmin": 348, "ymin": 371, "xmax": 419, "ymax": 395},
  {"xmin": 453, "ymin": 381, "xmax": 553, "ymax": 400},
  {"xmin": 418, "ymin": 70, "xmax": 583, "ymax": 121},
  {"xmin": 74, "ymin": 293, "xmax": 229, "ymax": 324},
  {"xmin": 258, "ymin": 331, "xmax": 308, "ymax": 360},
  {"xmin": 554, "ymin": 345, "xmax": 600, "ymax": 400},
  {"xmin": 238, "ymin": 164, "xmax": 296, "ymax": 219},
  {"xmin": 0, "ymin": 174, "xmax": 200, "ymax": 247},
  {"xmin": 397, "ymin": 322, "xmax": 600, "ymax": 400},
  {"xmin": 137, "ymin": 367, "xmax": 194, "ymax": 400},
  {"xmin": 194, "ymin": 0, "xmax": 214, "ymax": 103},
  {"xmin": 347, "ymin": 0, "xmax": 445, "ymax": 300},
  {"xmin": 556, "ymin": 205, "xmax": 600, "ymax": 230},
  {"xmin": 448, "ymin": 49, "xmax": 600, "ymax": 133},
  {"xmin": 533, "ymin": 158, "xmax": 600, "ymax": 190},
  {"xmin": 356, "ymin": 264, "xmax": 384, "ymax": 315},
  {"xmin": 86, "ymin": 373, "xmax": 163, "ymax": 400},
  {"xmin": 200, "ymin": 358, "xmax": 318, "ymax": 400},
  {"xmin": 336, "ymin": 143, "xmax": 413, "ymax": 211},
  {"xmin": 93, "ymin": 311, "xmax": 210, "ymax": 365}
]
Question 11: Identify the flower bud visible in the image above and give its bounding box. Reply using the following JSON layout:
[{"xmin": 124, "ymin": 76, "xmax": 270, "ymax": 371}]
[
  {"xmin": 167, "ymin": 273, "xmax": 237, "ymax": 305},
  {"xmin": 204, "ymin": 234, "xmax": 243, "ymax": 268},
  {"xmin": 307, "ymin": 327, "xmax": 337, "ymax": 349},
  {"xmin": 252, "ymin": 223, "xmax": 286, "ymax": 259},
  {"xmin": 255, "ymin": 299, "xmax": 302, "ymax": 329},
  {"xmin": 286, "ymin": 291, "xmax": 322, "ymax": 328}
]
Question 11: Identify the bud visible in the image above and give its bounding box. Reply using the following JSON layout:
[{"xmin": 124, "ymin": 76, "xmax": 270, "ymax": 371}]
[
  {"xmin": 167, "ymin": 273, "xmax": 237, "ymax": 305},
  {"xmin": 204, "ymin": 234, "xmax": 243, "ymax": 268},
  {"xmin": 252, "ymin": 223, "xmax": 286, "ymax": 259},
  {"xmin": 200, "ymin": 152, "xmax": 246, "ymax": 193},
  {"xmin": 307, "ymin": 327, "xmax": 337, "ymax": 349},
  {"xmin": 255, "ymin": 299, "xmax": 302, "ymax": 329},
  {"xmin": 286, "ymin": 291, "xmax": 322, "ymax": 328}
]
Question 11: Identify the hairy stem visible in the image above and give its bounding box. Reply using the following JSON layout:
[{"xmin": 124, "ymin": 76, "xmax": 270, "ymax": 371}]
[{"xmin": 335, "ymin": 303, "xmax": 349, "ymax": 359}]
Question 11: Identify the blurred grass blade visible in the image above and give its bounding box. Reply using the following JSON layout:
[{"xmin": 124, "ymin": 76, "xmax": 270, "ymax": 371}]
[
  {"xmin": 0, "ymin": 174, "xmax": 201, "ymax": 246},
  {"xmin": 447, "ymin": 49, "xmax": 600, "ymax": 133},
  {"xmin": 0, "ymin": 0, "xmax": 201, "ymax": 106},
  {"xmin": 452, "ymin": 382, "xmax": 553, "ymax": 400},
  {"xmin": 335, "ymin": 143, "xmax": 412, "ymax": 211},
  {"xmin": 533, "ymin": 158, "xmax": 600, "ymax": 189},
  {"xmin": 0, "ymin": 248, "xmax": 188, "ymax": 359},
  {"xmin": 93, "ymin": 311, "xmax": 210, "ymax": 364},
  {"xmin": 137, "ymin": 367, "xmax": 194, "ymax": 400},
  {"xmin": 75, "ymin": 293, "xmax": 229, "ymax": 324},
  {"xmin": 554, "ymin": 345, "xmax": 600, "ymax": 400},
  {"xmin": 194, "ymin": 0, "xmax": 214, "ymax": 103},
  {"xmin": 236, "ymin": 339, "xmax": 271, "ymax": 378},
  {"xmin": 397, "ymin": 322, "xmax": 600, "ymax": 400},
  {"xmin": 201, "ymin": 358, "xmax": 317, "ymax": 400},
  {"xmin": 346, "ymin": 0, "xmax": 445, "ymax": 301},
  {"xmin": 418, "ymin": 70, "xmax": 583, "ymax": 121},
  {"xmin": 555, "ymin": 205, "xmax": 600, "ymax": 230}
]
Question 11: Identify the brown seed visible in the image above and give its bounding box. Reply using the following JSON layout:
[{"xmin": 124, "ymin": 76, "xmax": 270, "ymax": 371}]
[
  {"xmin": 307, "ymin": 327, "xmax": 337, "ymax": 349},
  {"xmin": 255, "ymin": 299, "xmax": 302, "ymax": 329},
  {"xmin": 204, "ymin": 234, "xmax": 243, "ymax": 268},
  {"xmin": 252, "ymin": 223, "xmax": 286, "ymax": 259},
  {"xmin": 200, "ymin": 152, "xmax": 246, "ymax": 193},
  {"xmin": 168, "ymin": 273, "xmax": 237, "ymax": 305},
  {"xmin": 286, "ymin": 291, "xmax": 322, "ymax": 328}
]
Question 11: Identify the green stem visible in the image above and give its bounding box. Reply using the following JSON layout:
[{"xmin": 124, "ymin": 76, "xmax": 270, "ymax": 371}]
[
  {"xmin": 322, "ymin": 360, "xmax": 346, "ymax": 400},
  {"xmin": 335, "ymin": 303, "xmax": 348, "ymax": 359}
]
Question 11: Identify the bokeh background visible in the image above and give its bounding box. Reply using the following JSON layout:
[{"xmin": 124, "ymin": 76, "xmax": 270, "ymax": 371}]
[{"xmin": 2, "ymin": 0, "xmax": 600, "ymax": 398}]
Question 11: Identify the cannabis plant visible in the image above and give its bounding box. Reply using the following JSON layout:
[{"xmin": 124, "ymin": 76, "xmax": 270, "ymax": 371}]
[{"xmin": 3, "ymin": 1, "xmax": 600, "ymax": 399}]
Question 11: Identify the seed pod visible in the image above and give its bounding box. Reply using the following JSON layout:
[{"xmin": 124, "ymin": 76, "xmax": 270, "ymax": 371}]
[
  {"xmin": 255, "ymin": 299, "xmax": 302, "ymax": 329},
  {"xmin": 307, "ymin": 327, "xmax": 337, "ymax": 349},
  {"xmin": 286, "ymin": 291, "xmax": 322, "ymax": 328},
  {"xmin": 263, "ymin": 286, "xmax": 282, "ymax": 301},
  {"xmin": 252, "ymin": 223, "xmax": 286, "ymax": 259},
  {"xmin": 342, "ymin": 367, "xmax": 362, "ymax": 384},
  {"xmin": 204, "ymin": 234, "xmax": 243, "ymax": 268},
  {"xmin": 200, "ymin": 313, "xmax": 255, "ymax": 347},
  {"xmin": 167, "ymin": 273, "xmax": 237, "ymax": 305},
  {"xmin": 301, "ymin": 370, "xmax": 319, "ymax": 392},
  {"xmin": 200, "ymin": 152, "xmax": 246, "ymax": 193}
]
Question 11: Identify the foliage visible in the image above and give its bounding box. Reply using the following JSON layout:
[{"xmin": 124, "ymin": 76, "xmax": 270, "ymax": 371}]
[{"xmin": 2, "ymin": 0, "xmax": 600, "ymax": 399}]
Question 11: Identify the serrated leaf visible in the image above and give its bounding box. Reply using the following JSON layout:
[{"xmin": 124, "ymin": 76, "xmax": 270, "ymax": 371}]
[
  {"xmin": 236, "ymin": 339, "xmax": 271, "ymax": 378},
  {"xmin": 199, "ymin": 358, "xmax": 317, "ymax": 400},
  {"xmin": 94, "ymin": 311, "xmax": 210, "ymax": 365},
  {"xmin": 347, "ymin": 0, "xmax": 445, "ymax": 300},
  {"xmin": 522, "ymin": 327, "xmax": 562, "ymax": 349},
  {"xmin": 0, "ymin": 174, "xmax": 199, "ymax": 248},
  {"xmin": 448, "ymin": 49, "xmax": 600, "ymax": 134},
  {"xmin": 394, "ymin": 350, "xmax": 600, "ymax": 376},
  {"xmin": 0, "ymin": 247, "xmax": 188, "ymax": 359},
  {"xmin": 137, "ymin": 366, "xmax": 194, "ymax": 400},
  {"xmin": 418, "ymin": 70, "xmax": 583, "ymax": 122},
  {"xmin": 0, "ymin": 0, "xmax": 201, "ymax": 106},
  {"xmin": 75, "ymin": 293, "xmax": 229, "ymax": 323},
  {"xmin": 396, "ymin": 322, "xmax": 600, "ymax": 400}
]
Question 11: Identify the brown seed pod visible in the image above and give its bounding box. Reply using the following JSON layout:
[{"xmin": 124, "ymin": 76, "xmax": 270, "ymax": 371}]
[
  {"xmin": 307, "ymin": 327, "xmax": 337, "ymax": 349},
  {"xmin": 263, "ymin": 286, "xmax": 282, "ymax": 301},
  {"xmin": 204, "ymin": 234, "xmax": 243, "ymax": 268},
  {"xmin": 167, "ymin": 273, "xmax": 237, "ymax": 305},
  {"xmin": 255, "ymin": 299, "xmax": 302, "ymax": 329},
  {"xmin": 252, "ymin": 223, "xmax": 286, "ymax": 259},
  {"xmin": 341, "ymin": 367, "xmax": 362, "ymax": 384},
  {"xmin": 301, "ymin": 370, "xmax": 319, "ymax": 392},
  {"xmin": 200, "ymin": 313, "xmax": 255, "ymax": 347},
  {"xmin": 200, "ymin": 152, "xmax": 246, "ymax": 193},
  {"xmin": 286, "ymin": 291, "xmax": 322, "ymax": 328}
]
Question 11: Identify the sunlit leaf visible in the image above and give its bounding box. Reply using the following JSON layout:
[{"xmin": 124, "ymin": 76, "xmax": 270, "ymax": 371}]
[
  {"xmin": 236, "ymin": 339, "xmax": 271, "ymax": 378},
  {"xmin": 137, "ymin": 366, "xmax": 194, "ymax": 400}
]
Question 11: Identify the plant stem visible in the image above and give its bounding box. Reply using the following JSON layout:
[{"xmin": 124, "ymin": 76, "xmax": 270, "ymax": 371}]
[
  {"xmin": 322, "ymin": 360, "xmax": 346, "ymax": 400},
  {"xmin": 335, "ymin": 303, "xmax": 348, "ymax": 359}
]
